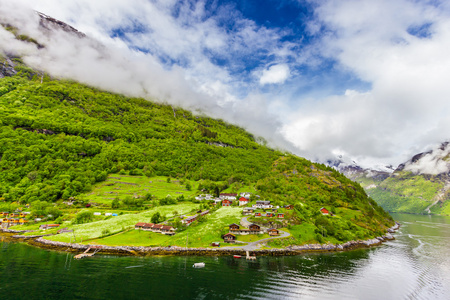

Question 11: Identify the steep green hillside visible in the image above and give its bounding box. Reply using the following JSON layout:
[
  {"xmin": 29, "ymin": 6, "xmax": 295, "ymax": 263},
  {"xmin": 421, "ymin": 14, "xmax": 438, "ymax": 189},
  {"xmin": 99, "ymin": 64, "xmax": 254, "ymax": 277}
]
[
  {"xmin": 0, "ymin": 57, "xmax": 394, "ymax": 243},
  {"xmin": 367, "ymin": 172, "xmax": 450, "ymax": 215}
]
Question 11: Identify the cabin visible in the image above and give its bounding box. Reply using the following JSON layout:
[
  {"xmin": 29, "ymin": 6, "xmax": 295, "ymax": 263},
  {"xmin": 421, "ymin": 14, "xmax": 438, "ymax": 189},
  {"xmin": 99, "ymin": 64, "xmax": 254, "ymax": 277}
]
[
  {"xmin": 112, "ymin": 213, "xmax": 118, "ymax": 216},
  {"xmin": 211, "ymin": 242, "xmax": 220, "ymax": 247},
  {"xmin": 94, "ymin": 212, "xmax": 101, "ymax": 216},
  {"xmin": 19, "ymin": 213, "xmax": 26, "ymax": 218},
  {"xmin": 268, "ymin": 228, "xmax": 279, "ymax": 236},
  {"xmin": 161, "ymin": 225, "xmax": 176, "ymax": 235},
  {"xmin": 151, "ymin": 224, "xmax": 164, "ymax": 232},
  {"xmin": 285, "ymin": 204, "xmax": 294, "ymax": 210},
  {"xmin": 242, "ymin": 207, "xmax": 254, "ymax": 215},
  {"xmin": 266, "ymin": 212, "xmax": 274, "ymax": 217},
  {"xmin": 40, "ymin": 224, "xmax": 60, "ymax": 230},
  {"xmin": 10, "ymin": 213, "xmax": 19, "ymax": 218},
  {"xmin": 142, "ymin": 223, "xmax": 155, "ymax": 231},
  {"xmin": 135, "ymin": 222, "xmax": 146, "ymax": 230},
  {"xmin": 1, "ymin": 212, "xmax": 9, "ymax": 217},
  {"xmin": 219, "ymin": 193, "xmax": 237, "ymax": 200},
  {"xmin": 200, "ymin": 210, "xmax": 210, "ymax": 217},
  {"xmin": 18, "ymin": 218, "xmax": 27, "ymax": 225},
  {"xmin": 223, "ymin": 233, "xmax": 236, "ymax": 243},
  {"xmin": 195, "ymin": 194, "xmax": 214, "ymax": 201},
  {"xmin": 239, "ymin": 197, "xmax": 249, "ymax": 206},
  {"xmin": 104, "ymin": 213, "xmax": 112, "ymax": 216},
  {"xmin": 222, "ymin": 199, "xmax": 232, "ymax": 207},
  {"xmin": 254, "ymin": 212, "xmax": 262, "ymax": 217},
  {"xmin": 254, "ymin": 201, "xmax": 272, "ymax": 209},
  {"xmin": 249, "ymin": 224, "xmax": 261, "ymax": 234},
  {"xmin": 320, "ymin": 207, "xmax": 330, "ymax": 215},
  {"xmin": 240, "ymin": 192, "xmax": 251, "ymax": 199},
  {"xmin": 229, "ymin": 223, "xmax": 240, "ymax": 231},
  {"xmin": 277, "ymin": 213, "xmax": 284, "ymax": 218},
  {"xmin": 182, "ymin": 215, "xmax": 198, "ymax": 225}
]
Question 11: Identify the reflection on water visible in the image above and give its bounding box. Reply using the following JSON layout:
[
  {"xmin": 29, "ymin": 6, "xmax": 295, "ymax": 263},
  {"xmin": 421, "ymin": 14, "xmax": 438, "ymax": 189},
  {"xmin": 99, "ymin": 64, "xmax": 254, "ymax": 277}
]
[{"xmin": 0, "ymin": 213, "xmax": 449, "ymax": 299}]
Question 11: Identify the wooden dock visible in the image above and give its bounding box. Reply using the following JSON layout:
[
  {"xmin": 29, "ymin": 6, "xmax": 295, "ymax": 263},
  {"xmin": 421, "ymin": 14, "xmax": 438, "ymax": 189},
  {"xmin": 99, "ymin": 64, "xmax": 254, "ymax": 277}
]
[{"xmin": 74, "ymin": 246, "xmax": 102, "ymax": 260}]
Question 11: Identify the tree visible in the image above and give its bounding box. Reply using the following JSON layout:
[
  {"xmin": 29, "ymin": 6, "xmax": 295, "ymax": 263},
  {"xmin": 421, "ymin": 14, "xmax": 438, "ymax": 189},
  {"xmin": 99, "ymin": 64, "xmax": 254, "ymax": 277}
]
[
  {"xmin": 111, "ymin": 198, "xmax": 121, "ymax": 209},
  {"xmin": 73, "ymin": 210, "xmax": 93, "ymax": 224},
  {"xmin": 151, "ymin": 211, "xmax": 161, "ymax": 224}
]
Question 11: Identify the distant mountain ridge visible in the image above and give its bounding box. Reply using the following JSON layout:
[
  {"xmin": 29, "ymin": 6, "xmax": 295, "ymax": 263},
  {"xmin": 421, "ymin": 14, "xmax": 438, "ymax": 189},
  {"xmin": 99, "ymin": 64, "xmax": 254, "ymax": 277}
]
[{"xmin": 336, "ymin": 143, "xmax": 450, "ymax": 215}]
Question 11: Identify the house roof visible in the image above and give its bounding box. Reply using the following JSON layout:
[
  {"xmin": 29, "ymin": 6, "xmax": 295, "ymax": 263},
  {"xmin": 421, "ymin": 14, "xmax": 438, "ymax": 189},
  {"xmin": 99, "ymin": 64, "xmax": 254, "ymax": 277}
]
[
  {"xmin": 161, "ymin": 225, "xmax": 174, "ymax": 231},
  {"xmin": 142, "ymin": 223, "xmax": 154, "ymax": 228},
  {"xmin": 239, "ymin": 197, "xmax": 249, "ymax": 201},
  {"xmin": 256, "ymin": 201, "xmax": 271, "ymax": 204},
  {"xmin": 229, "ymin": 223, "xmax": 240, "ymax": 227},
  {"xmin": 268, "ymin": 228, "xmax": 279, "ymax": 232},
  {"xmin": 249, "ymin": 223, "xmax": 260, "ymax": 228},
  {"xmin": 135, "ymin": 222, "xmax": 146, "ymax": 226},
  {"xmin": 223, "ymin": 233, "xmax": 236, "ymax": 237},
  {"xmin": 152, "ymin": 224, "xmax": 164, "ymax": 229}
]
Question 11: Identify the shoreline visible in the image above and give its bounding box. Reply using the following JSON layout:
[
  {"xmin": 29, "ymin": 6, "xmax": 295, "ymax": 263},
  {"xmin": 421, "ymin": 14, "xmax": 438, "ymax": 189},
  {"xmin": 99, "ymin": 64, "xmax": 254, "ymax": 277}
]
[{"xmin": 1, "ymin": 222, "xmax": 400, "ymax": 257}]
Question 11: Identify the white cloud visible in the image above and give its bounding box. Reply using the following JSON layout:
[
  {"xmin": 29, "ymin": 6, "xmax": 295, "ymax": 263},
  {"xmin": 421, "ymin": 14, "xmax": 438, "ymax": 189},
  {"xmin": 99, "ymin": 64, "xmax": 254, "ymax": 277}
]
[{"xmin": 259, "ymin": 64, "xmax": 290, "ymax": 85}]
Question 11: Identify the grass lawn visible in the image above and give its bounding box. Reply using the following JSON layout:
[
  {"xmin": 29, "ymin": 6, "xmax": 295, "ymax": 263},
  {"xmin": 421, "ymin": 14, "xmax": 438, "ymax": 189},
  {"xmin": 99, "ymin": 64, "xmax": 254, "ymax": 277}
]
[
  {"xmin": 84, "ymin": 175, "xmax": 199, "ymax": 205},
  {"xmin": 86, "ymin": 229, "xmax": 172, "ymax": 246},
  {"xmin": 44, "ymin": 202, "xmax": 199, "ymax": 243},
  {"xmin": 237, "ymin": 233, "xmax": 270, "ymax": 242}
]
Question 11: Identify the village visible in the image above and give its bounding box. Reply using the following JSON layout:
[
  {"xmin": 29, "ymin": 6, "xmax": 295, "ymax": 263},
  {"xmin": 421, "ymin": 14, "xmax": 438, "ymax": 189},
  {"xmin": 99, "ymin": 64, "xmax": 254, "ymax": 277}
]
[{"xmin": 133, "ymin": 192, "xmax": 332, "ymax": 246}]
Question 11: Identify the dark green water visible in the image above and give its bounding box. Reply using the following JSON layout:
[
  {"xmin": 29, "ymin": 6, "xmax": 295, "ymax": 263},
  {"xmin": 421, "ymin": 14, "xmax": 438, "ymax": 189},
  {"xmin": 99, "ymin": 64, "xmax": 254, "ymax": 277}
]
[{"xmin": 1, "ymin": 213, "xmax": 449, "ymax": 299}]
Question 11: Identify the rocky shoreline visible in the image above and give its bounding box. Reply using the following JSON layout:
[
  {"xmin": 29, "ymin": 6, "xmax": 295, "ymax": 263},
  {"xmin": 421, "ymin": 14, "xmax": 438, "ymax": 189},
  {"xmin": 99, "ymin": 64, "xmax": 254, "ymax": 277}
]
[{"xmin": 1, "ymin": 222, "xmax": 400, "ymax": 257}]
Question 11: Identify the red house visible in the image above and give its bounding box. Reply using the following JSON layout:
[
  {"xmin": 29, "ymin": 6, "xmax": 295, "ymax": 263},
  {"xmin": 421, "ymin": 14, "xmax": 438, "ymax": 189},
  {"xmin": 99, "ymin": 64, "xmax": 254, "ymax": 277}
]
[
  {"xmin": 277, "ymin": 213, "xmax": 284, "ymax": 218},
  {"xmin": 222, "ymin": 199, "xmax": 232, "ymax": 206},
  {"xmin": 255, "ymin": 212, "xmax": 261, "ymax": 217},
  {"xmin": 238, "ymin": 197, "xmax": 249, "ymax": 206},
  {"xmin": 320, "ymin": 207, "xmax": 330, "ymax": 215},
  {"xmin": 266, "ymin": 212, "xmax": 274, "ymax": 217}
]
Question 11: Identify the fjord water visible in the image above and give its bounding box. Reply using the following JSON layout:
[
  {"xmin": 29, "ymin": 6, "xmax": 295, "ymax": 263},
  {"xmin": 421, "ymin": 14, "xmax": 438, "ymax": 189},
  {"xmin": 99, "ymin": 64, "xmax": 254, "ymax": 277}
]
[{"xmin": 1, "ymin": 214, "xmax": 449, "ymax": 300}]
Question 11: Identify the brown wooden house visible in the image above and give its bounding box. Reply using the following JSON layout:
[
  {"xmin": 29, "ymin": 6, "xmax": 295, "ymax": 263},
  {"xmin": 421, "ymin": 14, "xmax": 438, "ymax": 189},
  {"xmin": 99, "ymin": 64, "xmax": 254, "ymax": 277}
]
[
  {"xmin": 229, "ymin": 223, "xmax": 240, "ymax": 231},
  {"xmin": 223, "ymin": 233, "xmax": 236, "ymax": 243},
  {"xmin": 135, "ymin": 222, "xmax": 146, "ymax": 229},
  {"xmin": 268, "ymin": 228, "xmax": 279, "ymax": 236},
  {"xmin": 161, "ymin": 225, "xmax": 176, "ymax": 235},
  {"xmin": 285, "ymin": 204, "xmax": 294, "ymax": 210}
]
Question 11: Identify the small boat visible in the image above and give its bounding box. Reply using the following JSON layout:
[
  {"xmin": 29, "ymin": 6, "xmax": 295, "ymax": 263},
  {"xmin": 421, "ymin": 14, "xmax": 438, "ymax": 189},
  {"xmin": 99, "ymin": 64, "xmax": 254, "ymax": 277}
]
[
  {"xmin": 193, "ymin": 262, "xmax": 205, "ymax": 268},
  {"xmin": 233, "ymin": 255, "xmax": 242, "ymax": 258}
]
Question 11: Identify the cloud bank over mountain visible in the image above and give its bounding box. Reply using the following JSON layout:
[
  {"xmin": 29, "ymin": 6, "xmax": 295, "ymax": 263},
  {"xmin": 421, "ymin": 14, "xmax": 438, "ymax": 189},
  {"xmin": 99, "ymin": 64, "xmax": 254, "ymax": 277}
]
[{"xmin": 2, "ymin": 0, "xmax": 450, "ymax": 169}]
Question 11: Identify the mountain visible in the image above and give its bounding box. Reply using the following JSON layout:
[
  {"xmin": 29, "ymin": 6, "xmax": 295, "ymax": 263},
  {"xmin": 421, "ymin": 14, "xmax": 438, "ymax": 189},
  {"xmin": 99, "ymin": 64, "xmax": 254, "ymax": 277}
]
[
  {"xmin": 0, "ymin": 14, "xmax": 394, "ymax": 243},
  {"xmin": 338, "ymin": 144, "xmax": 450, "ymax": 215}
]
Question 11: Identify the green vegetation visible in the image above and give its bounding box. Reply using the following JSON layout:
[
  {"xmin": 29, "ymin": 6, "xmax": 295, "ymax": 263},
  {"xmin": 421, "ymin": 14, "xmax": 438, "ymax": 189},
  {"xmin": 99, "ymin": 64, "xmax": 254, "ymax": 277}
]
[
  {"xmin": 0, "ymin": 51, "xmax": 395, "ymax": 247},
  {"xmin": 367, "ymin": 172, "xmax": 448, "ymax": 214}
]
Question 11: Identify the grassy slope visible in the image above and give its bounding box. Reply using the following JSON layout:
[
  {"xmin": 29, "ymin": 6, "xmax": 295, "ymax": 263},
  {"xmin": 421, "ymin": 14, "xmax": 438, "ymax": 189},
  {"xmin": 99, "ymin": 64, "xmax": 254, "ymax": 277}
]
[{"xmin": 368, "ymin": 172, "xmax": 446, "ymax": 214}]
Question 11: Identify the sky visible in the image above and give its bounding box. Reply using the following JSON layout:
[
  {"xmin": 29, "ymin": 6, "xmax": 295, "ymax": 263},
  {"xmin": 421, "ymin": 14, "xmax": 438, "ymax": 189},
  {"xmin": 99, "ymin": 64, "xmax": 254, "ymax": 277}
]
[{"xmin": 1, "ymin": 0, "xmax": 450, "ymax": 170}]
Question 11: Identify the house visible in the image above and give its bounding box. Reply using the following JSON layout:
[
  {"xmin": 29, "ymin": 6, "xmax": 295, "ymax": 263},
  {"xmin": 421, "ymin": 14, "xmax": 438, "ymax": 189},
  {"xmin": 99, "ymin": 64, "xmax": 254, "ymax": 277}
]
[
  {"xmin": 242, "ymin": 207, "xmax": 254, "ymax": 215},
  {"xmin": 268, "ymin": 228, "xmax": 279, "ymax": 236},
  {"xmin": 135, "ymin": 222, "xmax": 146, "ymax": 229},
  {"xmin": 213, "ymin": 199, "xmax": 222, "ymax": 206},
  {"xmin": 277, "ymin": 213, "xmax": 284, "ymax": 218},
  {"xmin": 94, "ymin": 212, "xmax": 101, "ymax": 216},
  {"xmin": 285, "ymin": 204, "xmax": 294, "ymax": 210},
  {"xmin": 238, "ymin": 197, "xmax": 249, "ymax": 206},
  {"xmin": 223, "ymin": 233, "xmax": 236, "ymax": 243},
  {"xmin": 195, "ymin": 194, "xmax": 214, "ymax": 201},
  {"xmin": 105, "ymin": 213, "xmax": 112, "ymax": 216},
  {"xmin": 161, "ymin": 225, "xmax": 176, "ymax": 235},
  {"xmin": 254, "ymin": 212, "xmax": 262, "ymax": 217},
  {"xmin": 211, "ymin": 242, "xmax": 220, "ymax": 247},
  {"xmin": 254, "ymin": 201, "xmax": 272, "ymax": 209},
  {"xmin": 320, "ymin": 207, "xmax": 330, "ymax": 215},
  {"xmin": 222, "ymin": 199, "xmax": 232, "ymax": 206},
  {"xmin": 266, "ymin": 212, "xmax": 274, "ymax": 217},
  {"xmin": 219, "ymin": 193, "xmax": 237, "ymax": 200},
  {"xmin": 249, "ymin": 224, "xmax": 261, "ymax": 234},
  {"xmin": 151, "ymin": 224, "xmax": 164, "ymax": 232},
  {"xmin": 10, "ymin": 213, "xmax": 19, "ymax": 218},
  {"xmin": 18, "ymin": 218, "xmax": 28, "ymax": 225},
  {"xmin": 1, "ymin": 212, "xmax": 9, "ymax": 217},
  {"xmin": 142, "ymin": 223, "xmax": 155, "ymax": 231},
  {"xmin": 200, "ymin": 210, "xmax": 210, "ymax": 217},
  {"xmin": 182, "ymin": 215, "xmax": 198, "ymax": 225},
  {"xmin": 229, "ymin": 223, "xmax": 240, "ymax": 231},
  {"xmin": 40, "ymin": 224, "xmax": 60, "ymax": 230},
  {"xmin": 112, "ymin": 213, "xmax": 118, "ymax": 216}
]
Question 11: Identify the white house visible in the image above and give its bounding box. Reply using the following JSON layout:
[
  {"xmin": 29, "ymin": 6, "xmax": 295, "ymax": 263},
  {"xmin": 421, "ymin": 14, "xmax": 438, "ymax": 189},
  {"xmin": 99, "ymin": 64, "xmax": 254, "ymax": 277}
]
[
  {"xmin": 239, "ymin": 197, "xmax": 249, "ymax": 206},
  {"xmin": 219, "ymin": 193, "xmax": 237, "ymax": 200},
  {"xmin": 253, "ymin": 200, "xmax": 272, "ymax": 209}
]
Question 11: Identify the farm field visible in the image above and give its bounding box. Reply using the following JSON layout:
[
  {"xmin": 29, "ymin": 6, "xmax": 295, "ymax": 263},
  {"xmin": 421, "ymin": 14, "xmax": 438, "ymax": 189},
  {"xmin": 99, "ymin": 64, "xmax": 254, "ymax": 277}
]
[{"xmin": 85, "ymin": 175, "xmax": 199, "ymax": 205}]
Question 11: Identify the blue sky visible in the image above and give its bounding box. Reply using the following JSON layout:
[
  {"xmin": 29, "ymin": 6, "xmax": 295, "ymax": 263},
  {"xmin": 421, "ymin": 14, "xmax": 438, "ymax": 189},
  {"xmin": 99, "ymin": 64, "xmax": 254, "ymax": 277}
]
[{"xmin": 3, "ymin": 0, "xmax": 450, "ymax": 169}]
